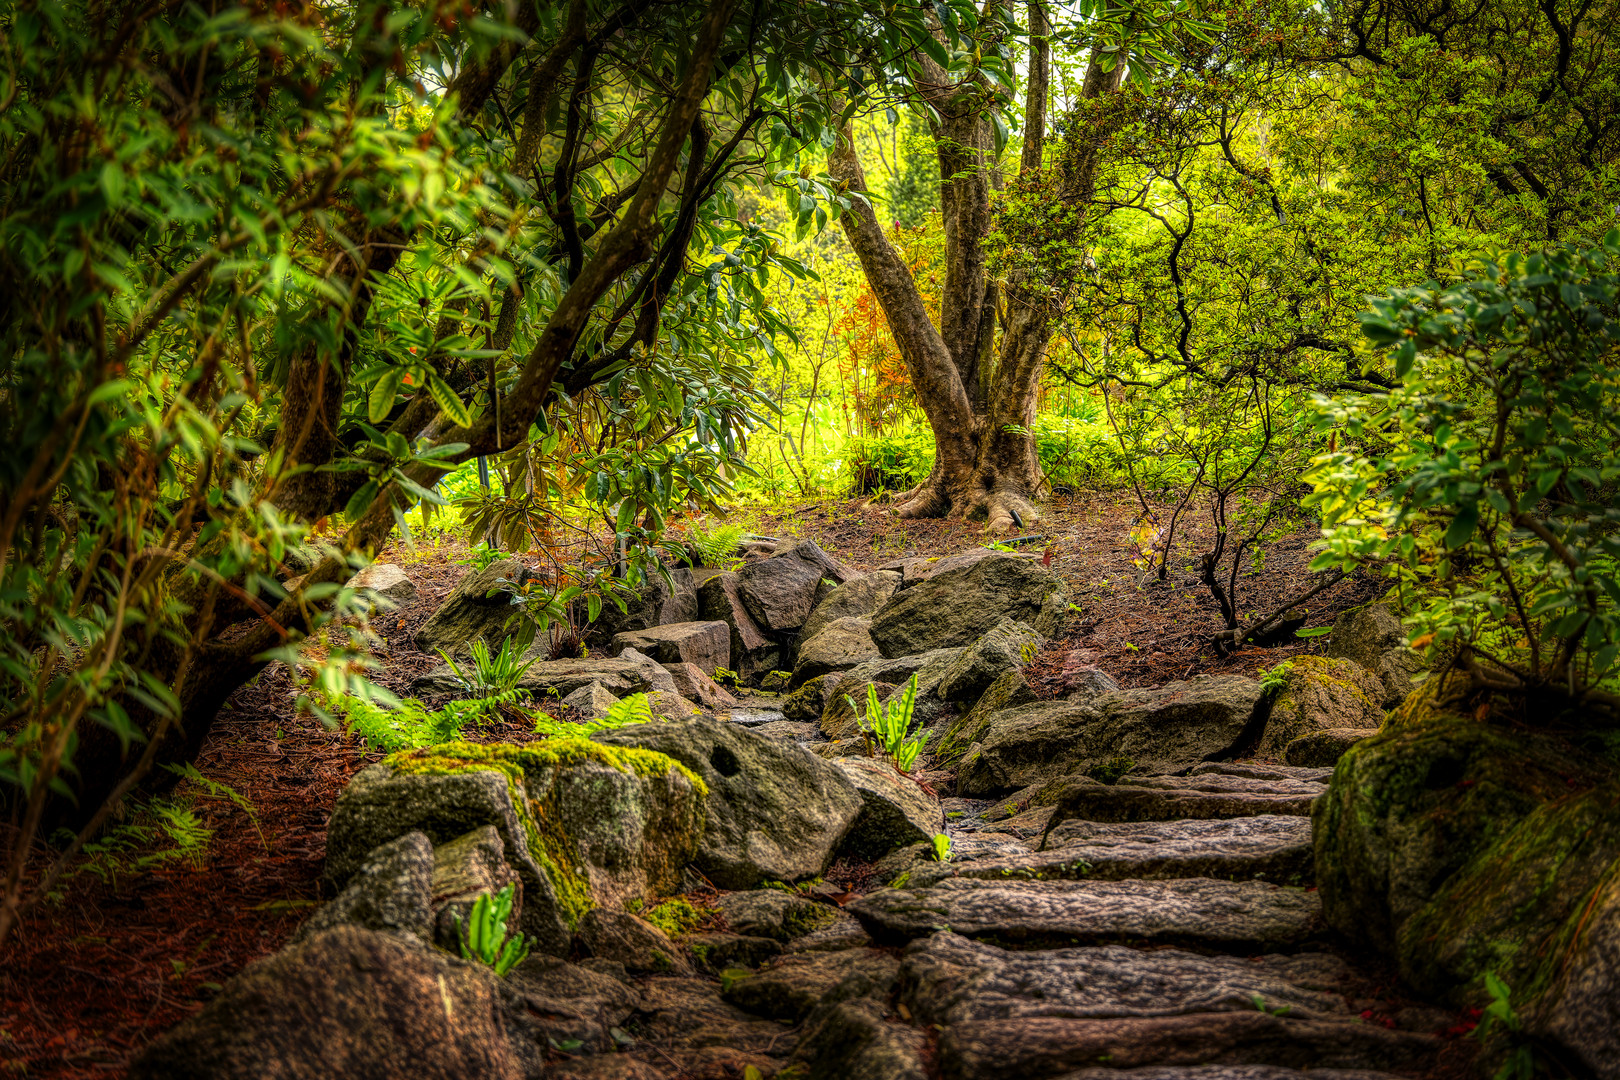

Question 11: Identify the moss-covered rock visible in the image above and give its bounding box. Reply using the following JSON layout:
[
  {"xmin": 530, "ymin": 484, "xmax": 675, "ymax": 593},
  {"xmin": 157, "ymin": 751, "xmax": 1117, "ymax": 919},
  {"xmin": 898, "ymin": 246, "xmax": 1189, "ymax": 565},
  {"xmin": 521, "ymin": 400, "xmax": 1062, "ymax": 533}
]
[
  {"xmin": 1313, "ymin": 699, "xmax": 1613, "ymax": 962},
  {"xmin": 327, "ymin": 739, "xmax": 706, "ymax": 956},
  {"xmin": 1256, "ymin": 655, "xmax": 1384, "ymax": 759},
  {"xmin": 934, "ymin": 669, "xmax": 1037, "ymax": 768},
  {"xmin": 1531, "ymin": 854, "xmax": 1620, "ymax": 1078},
  {"xmin": 1396, "ymin": 780, "xmax": 1620, "ymax": 1002}
]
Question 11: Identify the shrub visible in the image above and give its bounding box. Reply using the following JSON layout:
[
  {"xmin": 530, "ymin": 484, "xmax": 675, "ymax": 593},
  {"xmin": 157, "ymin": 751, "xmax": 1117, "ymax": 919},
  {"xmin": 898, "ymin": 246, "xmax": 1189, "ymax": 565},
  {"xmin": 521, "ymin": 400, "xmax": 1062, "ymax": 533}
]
[{"xmin": 1308, "ymin": 236, "xmax": 1620, "ymax": 702}]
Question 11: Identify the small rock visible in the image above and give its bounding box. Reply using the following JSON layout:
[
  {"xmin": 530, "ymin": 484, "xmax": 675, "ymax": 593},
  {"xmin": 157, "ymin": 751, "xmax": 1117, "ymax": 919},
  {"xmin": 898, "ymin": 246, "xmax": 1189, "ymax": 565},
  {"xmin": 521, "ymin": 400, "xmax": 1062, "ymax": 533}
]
[
  {"xmin": 687, "ymin": 931, "xmax": 783, "ymax": 973},
  {"xmin": 346, "ymin": 562, "xmax": 418, "ymax": 610},
  {"xmin": 737, "ymin": 540, "xmax": 847, "ymax": 633},
  {"xmin": 294, "ymin": 832, "xmax": 434, "ymax": 945},
  {"xmin": 798, "ymin": 571, "xmax": 901, "ymax": 647},
  {"xmin": 560, "ymin": 681, "xmax": 619, "ymax": 718},
  {"xmin": 1257, "ymin": 656, "xmax": 1385, "ymax": 758},
  {"xmin": 759, "ymin": 669, "xmax": 793, "ymax": 693},
  {"xmin": 1323, "ymin": 603, "xmax": 1427, "ymax": 708},
  {"xmin": 578, "ymin": 908, "xmax": 693, "ymax": 975},
  {"xmin": 834, "ymin": 757, "xmax": 943, "ymax": 858},
  {"xmin": 792, "ymin": 616, "xmax": 883, "ymax": 684},
  {"xmin": 661, "ymin": 661, "xmax": 738, "ymax": 711},
  {"xmin": 716, "ymin": 890, "xmax": 839, "ymax": 942},
  {"xmin": 937, "ymin": 618, "xmax": 1045, "ymax": 704},
  {"xmin": 429, "ymin": 826, "xmax": 520, "ymax": 951},
  {"xmin": 722, "ymin": 947, "xmax": 900, "ymax": 1022},
  {"xmin": 412, "ymin": 559, "xmax": 532, "ymax": 657},
  {"xmin": 1284, "ymin": 728, "xmax": 1374, "ymax": 767},
  {"xmin": 789, "ymin": 998, "xmax": 928, "ymax": 1080},
  {"xmin": 696, "ymin": 572, "xmax": 782, "ymax": 683}
]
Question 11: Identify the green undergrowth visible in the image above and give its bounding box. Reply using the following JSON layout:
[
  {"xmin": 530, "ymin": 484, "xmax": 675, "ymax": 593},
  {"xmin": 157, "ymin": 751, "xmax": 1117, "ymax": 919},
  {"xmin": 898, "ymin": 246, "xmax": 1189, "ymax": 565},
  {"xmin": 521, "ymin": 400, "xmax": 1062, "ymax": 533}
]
[
  {"xmin": 643, "ymin": 897, "xmax": 704, "ymax": 938},
  {"xmin": 387, "ymin": 740, "xmax": 708, "ymax": 928}
]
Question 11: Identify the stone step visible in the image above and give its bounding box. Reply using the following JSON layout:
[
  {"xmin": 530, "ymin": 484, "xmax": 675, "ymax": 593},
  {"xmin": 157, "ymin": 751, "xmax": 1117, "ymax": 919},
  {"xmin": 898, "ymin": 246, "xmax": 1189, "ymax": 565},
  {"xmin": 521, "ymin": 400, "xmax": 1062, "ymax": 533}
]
[
  {"xmin": 913, "ymin": 816, "xmax": 1314, "ymax": 888},
  {"xmin": 938, "ymin": 1012, "xmax": 1436, "ymax": 1080},
  {"xmin": 849, "ymin": 877, "xmax": 1324, "ymax": 950},
  {"xmin": 1039, "ymin": 781, "xmax": 1318, "ymax": 829},
  {"xmin": 903, "ymin": 933, "xmax": 1359, "ymax": 1027},
  {"xmin": 1190, "ymin": 763, "xmax": 1334, "ymax": 784}
]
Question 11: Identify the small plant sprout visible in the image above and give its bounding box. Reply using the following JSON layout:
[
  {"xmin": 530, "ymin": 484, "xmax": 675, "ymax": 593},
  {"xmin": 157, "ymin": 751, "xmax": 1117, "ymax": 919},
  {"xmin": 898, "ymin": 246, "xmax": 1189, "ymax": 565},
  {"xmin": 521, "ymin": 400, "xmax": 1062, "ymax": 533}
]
[
  {"xmin": 846, "ymin": 674, "xmax": 928, "ymax": 772},
  {"xmin": 1258, "ymin": 662, "xmax": 1292, "ymax": 695},
  {"xmin": 456, "ymin": 883, "xmax": 530, "ymax": 976},
  {"xmin": 932, "ymin": 833, "xmax": 952, "ymax": 862}
]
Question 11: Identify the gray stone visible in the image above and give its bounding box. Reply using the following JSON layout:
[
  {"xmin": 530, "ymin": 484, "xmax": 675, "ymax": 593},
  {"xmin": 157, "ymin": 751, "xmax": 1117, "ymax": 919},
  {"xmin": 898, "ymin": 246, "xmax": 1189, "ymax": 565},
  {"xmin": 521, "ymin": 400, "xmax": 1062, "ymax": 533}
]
[
  {"xmin": 584, "ymin": 567, "xmax": 699, "ymax": 649},
  {"xmin": 412, "ymin": 558, "xmax": 531, "ymax": 656},
  {"xmin": 870, "ymin": 553, "xmax": 1068, "ymax": 657},
  {"xmin": 295, "ymin": 832, "xmax": 434, "ymax": 945},
  {"xmin": 914, "ymin": 816, "xmax": 1315, "ymax": 888},
  {"xmin": 686, "ymin": 931, "xmax": 783, "ymax": 973},
  {"xmin": 792, "ymin": 616, "xmax": 883, "ymax": 684},
  {"xmin": 595, "ymin": 716, "xmax": 862, "ymax": 889},
  {"xmin": 696, "ymin": 571, "xmax": 781, "ymax": 682},
  {"xmin": 1054, "ymin": 1069, "xmax": 1409, "ymax": 1080},
  {"xmin": 819, "ymin": 680, "xmax": 897, "ymax": 741},
  {"xmin": 956, "ymin": 675, "xmax": 1265, "ymax": 796},
  {"xmin": 936, "ymin": 668, "xmax": 1040, "ymax": 767},
  {"xmin": 785, "ymin": 909, "xmax": 875, "ymax": 954},
  {"xmin": 127, "ymin": 926, "xmax": 524, "ymax": 1080},
  {"xmin": 880, "ymin": 549, "xmax": 1003, "ymax": 588},
  {"xmin": 578, "ymin": 908, "xmax": 693, "ymax": 975},
  {"xmin": 797, "ymin": 571, "xmax": 901, "ymax": 649},
  {"xmin": 759, "ymin": 669, "xmax": 793, "ymax": 693},
  {"xmin": 1257, "ymin": 656, "xmax": 1385, "ymax": 758},
  {"xmin": 715, "ymin": 890, "xmax": 840, "ymax": 942},
  {"xmin": 411, "ymin": 654, "xmax": 668, "ymax": 699},
  {"xmin": 1065, "ymin": 664, "xmax": 1124, "ymax": 701},
  {"xmin": 938, "ymin": 1012, "xmax": 1435, "ymax": 1080},
  {"xmin": 789, "ymin": 998, "xmax": 927, "ymax": 1080},
  {"xmin": 1037, "ymin": 775, "xmax": 1319, "ymax": 836},
  {"xmin": 324, "ymin": 762, "xmax": 568, "ymax": 955},
  {"xmin": 782, "ymin": 672, "xmax": 842, "ymax": 721},
  {"xmin": 429, "ymin": 826, "xmax": 520, "ymax": 952},
  {"xmin": 1284, "ymin": 728, "xmax": 1375, "ymax": 767},
  {"xmin": 612, "ymin": 620, "xmax": 731, "ymax": 674},
  {"xmin": 1323, "ymin": 603, "xmax": 1427, "ymax": 708},
  {"xmin": 1531, "ymin": 862, "xmax": 1620, "ymax": 1079},
  {"xmin": 1189, "ymin": 762, "xmax": 1334, "ymax": 784},
  {"xmin": 722, "ymin": 947, "xmax": 900, "ymax": 1022},
  {"xmin": 737, "ymin": 540, "xmax": 848, "ymax": 633},
  {"xmin": 937, "ymin": 618, "xmax": 1045, "ymax": 704},
  {"xmin": 851, "ymin": 877, "xmax": 1326, "ymax": 950},
  {"xmin": 346, "ymin": 562, "xmax": 418, "ymax": 610},
  {"xmin": 630, "ymin": 974, "xmax": 794, "ymax": 1070},
  {"xmin": 560, "ymin": 681, "xmax": 619, "ymax": 718},
  {"xmin": 833, "ymin": 757, "xmax": 942, "ymax": 858},
  {"xmin": 661, "ymin": 661, "xmax": 738, "ymax": 711},
  {"xmin": 902, "ymin": 933, "xmax": 1350, "ymax": 1027},
  {"xmin": 504, "ymin": 955, "xmax": 641, "ymax": 1059}
]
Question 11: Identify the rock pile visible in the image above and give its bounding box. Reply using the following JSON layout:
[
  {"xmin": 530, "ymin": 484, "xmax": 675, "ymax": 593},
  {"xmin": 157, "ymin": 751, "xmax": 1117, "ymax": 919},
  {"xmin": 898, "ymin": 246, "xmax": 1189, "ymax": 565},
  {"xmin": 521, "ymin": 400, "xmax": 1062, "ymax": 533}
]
[{"xmin": 132, "ymin": 550, "xmax": 1620, "ymax": 1080}]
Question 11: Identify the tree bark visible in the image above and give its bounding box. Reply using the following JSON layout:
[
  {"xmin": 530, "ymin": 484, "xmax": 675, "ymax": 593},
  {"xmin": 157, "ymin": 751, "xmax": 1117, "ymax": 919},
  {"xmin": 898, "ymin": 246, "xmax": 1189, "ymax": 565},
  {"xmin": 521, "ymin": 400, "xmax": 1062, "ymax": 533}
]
[{"xmin": 830, "ymin": 2, "xmax": 1105, "ymax": 529}]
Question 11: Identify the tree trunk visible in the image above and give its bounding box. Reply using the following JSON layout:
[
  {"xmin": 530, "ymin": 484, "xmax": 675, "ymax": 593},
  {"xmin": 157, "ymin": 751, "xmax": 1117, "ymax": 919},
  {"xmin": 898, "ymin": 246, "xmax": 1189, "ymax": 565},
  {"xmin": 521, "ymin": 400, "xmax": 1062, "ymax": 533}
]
[{"xmin": 830, "ymin": 3, "xmax": 1123, "ymax": 530}]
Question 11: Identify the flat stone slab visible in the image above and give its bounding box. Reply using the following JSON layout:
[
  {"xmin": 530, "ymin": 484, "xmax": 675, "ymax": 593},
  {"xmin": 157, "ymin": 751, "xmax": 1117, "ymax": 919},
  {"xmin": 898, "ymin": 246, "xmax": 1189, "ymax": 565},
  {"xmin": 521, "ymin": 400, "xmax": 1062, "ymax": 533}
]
[
  {"xmin": 1040, "ymin": 781, "xmax": 1318, "ymax": 829},
  {"xmin": 1129, "ymin": 774, "xmax": 1326, "ymax": 797},
  {"xmin": 1190, "ymin": 763, "xmax": 1334, "ymax": 784},
  {"xmin": 902, "ymin": 933, "xmax": 1352, "ymax": 1026},
  {"xmin": 939, "ymin": 1012, "xmax": 1437, "ymax": 1080},
  {"xmin": 849, "ymin": 877, "xmax": 1325, "ymax": 950},
  {"xmin": 912, "ymin": 817, "xmax": 1314, "ymax": 887}
]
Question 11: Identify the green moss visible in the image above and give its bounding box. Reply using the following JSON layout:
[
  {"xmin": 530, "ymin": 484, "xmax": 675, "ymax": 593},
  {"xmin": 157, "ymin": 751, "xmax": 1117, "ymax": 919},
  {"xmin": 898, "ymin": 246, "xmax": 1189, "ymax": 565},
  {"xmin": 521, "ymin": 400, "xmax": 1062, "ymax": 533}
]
[
  {"xmin": 783, "ymin": 903, "xmax": 837, "ymax": 937},
  {"xmin": 644, "ymin": 897, "xmax": 703, "ymax": 938},
  {"xmin": 386, "ymin": 739, "xmax": 707, "ymax": 929},
  {"xmin": 889, "ymin": 871, "xmax": 912, "ymax": 889},
  {"xmin": 1086, "ymin": 756, "xmax": 1135, "ymax": 785}
]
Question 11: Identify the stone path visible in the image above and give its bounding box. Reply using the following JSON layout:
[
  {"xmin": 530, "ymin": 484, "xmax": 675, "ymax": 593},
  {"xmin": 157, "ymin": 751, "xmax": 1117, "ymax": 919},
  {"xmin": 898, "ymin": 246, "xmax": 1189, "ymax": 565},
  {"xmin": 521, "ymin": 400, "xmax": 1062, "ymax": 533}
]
[{"xmin": 719, "ymin": 762, "xmax": 1442, "ymax": 1080}]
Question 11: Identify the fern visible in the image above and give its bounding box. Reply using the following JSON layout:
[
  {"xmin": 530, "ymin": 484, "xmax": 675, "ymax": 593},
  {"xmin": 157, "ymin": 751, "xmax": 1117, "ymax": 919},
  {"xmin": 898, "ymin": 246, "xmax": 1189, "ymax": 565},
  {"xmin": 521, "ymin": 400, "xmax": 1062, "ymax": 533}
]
[
  {"xmin": 329, "ymin": 689, "xmax": 527, "ymax": 752},
  {"xmin": 531, "ymin": 691, "xmax": 658, "ymax": 736},
  {"xmin": 686, "ymin": 521, "xmax": 745, "ymax": 567}
]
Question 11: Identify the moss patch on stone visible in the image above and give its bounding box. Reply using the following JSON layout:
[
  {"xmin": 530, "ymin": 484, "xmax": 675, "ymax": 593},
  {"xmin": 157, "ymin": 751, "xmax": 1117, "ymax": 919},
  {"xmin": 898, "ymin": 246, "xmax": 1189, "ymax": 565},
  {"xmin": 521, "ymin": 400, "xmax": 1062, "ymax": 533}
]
[
  {"xmin": 644, "ymin": 897, "xmax": 704, "ymax": 938},
  {"xmin": 387, "ymin": 739, "xmax": 707, "ymax": 929}
]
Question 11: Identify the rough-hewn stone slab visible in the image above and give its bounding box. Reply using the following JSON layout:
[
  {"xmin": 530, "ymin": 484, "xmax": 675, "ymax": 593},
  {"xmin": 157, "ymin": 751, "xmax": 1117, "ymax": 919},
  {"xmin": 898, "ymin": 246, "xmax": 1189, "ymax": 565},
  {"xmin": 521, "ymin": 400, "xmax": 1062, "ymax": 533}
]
[
  {"xmin": 901, "ymin": 933, "xmax": 1350, "ymax": 1026},
  {"xmin": 912, "ymin": 817, "xmax": 1314, "ymax": 888},
  {"xmin": 849, "ymin": 877, "xmax": 1324, "ymax": 949},
  {"xmin": 1054, "ymin": 1066, "xmax": 1411, "ymax": 1080},
  {"xmin": 938, "ymin": 1012, "xmax": 1437, "ymax": 1080}
]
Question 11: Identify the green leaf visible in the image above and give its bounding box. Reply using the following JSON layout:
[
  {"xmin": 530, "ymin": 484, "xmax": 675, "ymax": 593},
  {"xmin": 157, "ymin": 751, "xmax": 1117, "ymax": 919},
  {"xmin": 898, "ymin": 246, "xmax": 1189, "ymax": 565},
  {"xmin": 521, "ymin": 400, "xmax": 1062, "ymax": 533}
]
[
  {"xmin": 1444, "ymin": 504, "xmax": 1479, "ymax": 550},
  {"xmin": 369, "ymin": 368, "xmax": 403, "ymax": 424},
  {"xmin": 428, "ymin": 374, "xmax": 473, "ymax": 427}
]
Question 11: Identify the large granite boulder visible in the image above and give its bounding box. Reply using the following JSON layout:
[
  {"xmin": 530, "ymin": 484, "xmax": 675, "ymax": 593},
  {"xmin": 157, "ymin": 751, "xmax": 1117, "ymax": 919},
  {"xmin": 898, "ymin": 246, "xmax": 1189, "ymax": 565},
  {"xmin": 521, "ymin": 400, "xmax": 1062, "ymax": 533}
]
[
  {"xmin": 736, "ymin": 539, "xmax": 851, "ymax": 634},
  {"xmin": 797, "ymin": 571, "xmax": 901, "ymax": 648},
  {"xmin": 595, "ymin": 716, "xmax": 862, "ymax": 889},
  {"xmin": 1255, "ymin": 656, "xmax": 1385, "ymax": 759},
  {"xmin": 1532, "ymin": 855, "xmax": 1620, "ymax": 1080},
  {"xmin": 834, "ymin": 757, "xmax": 942, "ymax": 858},
  {"xmin": 697, "ymin": 571, "xmax": 782, "ymax": 682},
  {"xmin": 1323, "ymin": 603, "xmax": 1427, "ymax": 708},
  {"xmin": 324, "ymin": 739, "xmax": 706, "ymax": 955},
  {"xmin": 128, "ymin": 926, "xmax": 525, "ymax": 1080},
  {"xmin": 792, "ymin": 616, "xmax": 883, "ymax": 685},
  {"xmin": 412, "ymin": 558, "xmax": 533, "ymax": 656},
  {"xmin": 611, "ymin": 620, "xmax": 731, "ymax": 674},
  {"xmin": 937, "ymin": 618, "xmax": 1044, "ymax": 705},
  {"xmin": 955, "ymin": 675, "xmax": 1265, "ymax": 796},
  {"xmin": 869, "ymin": 553, "xmax": 1067, "ymax": 658},
  {"xmin": 1314, "ymin": 689, "xmax": 1616, "ymax": 973}
]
